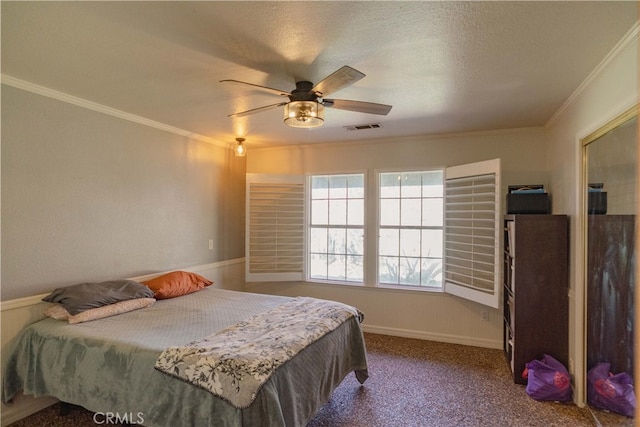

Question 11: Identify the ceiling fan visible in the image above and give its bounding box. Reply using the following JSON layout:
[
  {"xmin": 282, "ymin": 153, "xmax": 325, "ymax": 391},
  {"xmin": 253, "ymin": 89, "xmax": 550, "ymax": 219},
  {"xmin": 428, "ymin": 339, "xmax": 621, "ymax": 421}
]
[{"xmin": 220, "ymin": 66, "xmax": 392, "ymax": 128}]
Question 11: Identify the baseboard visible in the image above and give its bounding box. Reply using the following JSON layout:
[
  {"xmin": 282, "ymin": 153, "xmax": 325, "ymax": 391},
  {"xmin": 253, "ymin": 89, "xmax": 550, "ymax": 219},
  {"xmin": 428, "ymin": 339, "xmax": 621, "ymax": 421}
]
[
  {"xmin": 1, "ymin": 394, "xmax": 58, "ymax": 427},
  {"xmin": 362, "ymin": 324, "xmax": 502, "ymax": 349}
]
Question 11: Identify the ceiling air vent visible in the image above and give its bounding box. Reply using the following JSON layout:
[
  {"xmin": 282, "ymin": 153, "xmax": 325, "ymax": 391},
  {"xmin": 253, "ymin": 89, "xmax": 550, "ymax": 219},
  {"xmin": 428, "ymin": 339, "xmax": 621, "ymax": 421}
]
[{"xmin": 344, "ymin": 123, "xmax": 383, "ymax": 131}]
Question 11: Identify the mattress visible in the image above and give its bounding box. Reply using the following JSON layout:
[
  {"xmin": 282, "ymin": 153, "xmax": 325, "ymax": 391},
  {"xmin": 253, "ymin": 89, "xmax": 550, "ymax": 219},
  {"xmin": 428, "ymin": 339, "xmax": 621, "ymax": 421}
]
[{"xmin": 3, "ymin": 287, "xmax": 368, "ymax": 426}]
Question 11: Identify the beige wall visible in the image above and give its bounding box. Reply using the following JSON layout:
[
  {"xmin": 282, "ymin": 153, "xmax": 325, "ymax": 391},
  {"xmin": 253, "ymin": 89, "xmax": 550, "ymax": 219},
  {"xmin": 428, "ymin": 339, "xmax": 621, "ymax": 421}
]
[
  {"xmin": 245, "ymin": 127, "xmax": 550, "ymax": 348},
  {"xmin": 1, "ymin": 85, "xmax": 246, "ymax": 300},
  {"xmin": 248, "ymin": 127, "xmax": 552, "ymax": 212}
]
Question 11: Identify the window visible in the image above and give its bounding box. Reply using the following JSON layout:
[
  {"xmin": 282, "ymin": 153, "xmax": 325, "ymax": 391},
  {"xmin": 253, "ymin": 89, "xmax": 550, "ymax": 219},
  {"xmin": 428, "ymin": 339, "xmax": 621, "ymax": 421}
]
[
  {"xmin": 308, "ymin": 174, "xmax": 364, "ymax": 283},
  {"xmin": 444, "ymin": 159, "xmax": 501, "ymax": 308},
  {"xmin": 245, "ymin": 174, "xmax": 305, "ymax": 282},
  {"xmin": 245, "ymin": 159, "xmax": 500, "ymax": 308},
  {"xmin": 378, "ymin": 171, "xmax": 444, "ymax": 287}
]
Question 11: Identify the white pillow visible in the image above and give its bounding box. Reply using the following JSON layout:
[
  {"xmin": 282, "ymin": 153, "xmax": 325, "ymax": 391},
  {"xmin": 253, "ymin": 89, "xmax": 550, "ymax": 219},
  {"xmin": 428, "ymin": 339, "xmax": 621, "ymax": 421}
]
[{"xmin": 44, "ymin": 298, "xmax": 156, "ymax": 324}]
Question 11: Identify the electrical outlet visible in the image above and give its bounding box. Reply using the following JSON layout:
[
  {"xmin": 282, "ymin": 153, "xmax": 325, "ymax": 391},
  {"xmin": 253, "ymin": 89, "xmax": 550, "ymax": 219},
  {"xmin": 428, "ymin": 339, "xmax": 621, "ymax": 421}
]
[
  {"xmin": 481, "ymin": 310, "xmax": 489, "ymax": 321},
  {"xmin": 208, "ymin": 239, "xmax": 214, "ymax": 250}
]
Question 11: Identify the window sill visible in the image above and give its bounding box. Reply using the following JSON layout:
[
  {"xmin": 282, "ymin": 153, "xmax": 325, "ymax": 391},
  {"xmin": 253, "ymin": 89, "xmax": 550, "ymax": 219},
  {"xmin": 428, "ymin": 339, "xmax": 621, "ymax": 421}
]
[
  {"xmin": 376, "ymin": 283, "xmax": 444, "ymax": 294},
  {"xmin": 303, "ymin": 279, "xmax": 445, "ymax": 295}
]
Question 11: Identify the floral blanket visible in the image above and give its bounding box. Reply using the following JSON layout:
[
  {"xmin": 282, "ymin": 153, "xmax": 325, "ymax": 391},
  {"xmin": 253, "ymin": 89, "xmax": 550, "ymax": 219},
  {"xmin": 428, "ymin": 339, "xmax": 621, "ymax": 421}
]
[{"xmin": 154, "ymin": 297, "xmax": 359, "ymax": 409}]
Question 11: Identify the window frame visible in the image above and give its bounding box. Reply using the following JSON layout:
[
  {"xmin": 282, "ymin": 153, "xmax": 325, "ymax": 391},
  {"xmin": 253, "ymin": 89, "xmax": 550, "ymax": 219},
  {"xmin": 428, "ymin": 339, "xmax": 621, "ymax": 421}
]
[
  {"xmin": 375, "ymin": 168, "xmax": 446, "ymax": 290},
  {"xmin": 305, "ymin": 171, "xmax": 368, "ymax": 286}
]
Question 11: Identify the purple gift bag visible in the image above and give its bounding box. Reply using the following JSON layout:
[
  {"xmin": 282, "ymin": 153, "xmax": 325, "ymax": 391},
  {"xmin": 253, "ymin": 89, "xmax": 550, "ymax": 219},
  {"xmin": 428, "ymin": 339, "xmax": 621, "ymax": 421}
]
[
  {"xmin": 524, "ymin": 354, "xmax": 572, "ymax": 402},
  {"xmin": 587, "ymin": 362, "xmax": 635, "ymax": 417}
]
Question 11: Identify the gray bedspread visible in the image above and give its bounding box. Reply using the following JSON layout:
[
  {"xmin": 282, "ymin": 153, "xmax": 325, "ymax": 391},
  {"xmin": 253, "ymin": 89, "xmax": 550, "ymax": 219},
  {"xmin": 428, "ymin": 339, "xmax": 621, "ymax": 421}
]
[{"xmin": 2, "ymin": 288, "xmax": 368, "ymax": 427}]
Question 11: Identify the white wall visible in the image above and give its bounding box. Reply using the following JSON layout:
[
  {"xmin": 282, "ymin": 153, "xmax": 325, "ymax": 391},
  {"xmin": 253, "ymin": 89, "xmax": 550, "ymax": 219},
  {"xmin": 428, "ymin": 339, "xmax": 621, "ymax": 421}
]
[
  {"xmin": 1, "ymin": 85, "xmax": 246, "ymax": 300},
  {"xmin": 545, "ymin": 25, "xmax": 638, "ymax": 405},
  {"xmin": 245, "ymin": 127, "xmax": 550, "ymax": 348}
]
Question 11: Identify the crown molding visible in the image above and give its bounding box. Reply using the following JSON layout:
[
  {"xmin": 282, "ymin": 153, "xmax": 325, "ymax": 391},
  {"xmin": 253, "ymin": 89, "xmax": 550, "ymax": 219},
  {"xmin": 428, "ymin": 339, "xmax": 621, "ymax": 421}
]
[
  {"xmin": 1, "ymin": 74, "xmax": 227, "ymax": 148},
  {"xmin": 546, "ymin": 22, "xmax": 639, "ymax": 128}
]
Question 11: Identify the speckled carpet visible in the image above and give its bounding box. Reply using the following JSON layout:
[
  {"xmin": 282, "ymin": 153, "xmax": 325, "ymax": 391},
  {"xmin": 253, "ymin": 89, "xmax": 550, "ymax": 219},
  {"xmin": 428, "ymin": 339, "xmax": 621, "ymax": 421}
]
[{"xmin": 7, "ymin": 333, "xmax": 634, "ymax": 426}]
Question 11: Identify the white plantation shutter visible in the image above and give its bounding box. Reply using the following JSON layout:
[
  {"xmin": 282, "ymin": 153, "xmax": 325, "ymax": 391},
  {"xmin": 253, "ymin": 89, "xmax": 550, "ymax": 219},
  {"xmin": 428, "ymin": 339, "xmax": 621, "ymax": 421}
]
[
  {"xmin": 444, "ymin": 159, "xmax": 501, "ymax": 308},
  {"xmin": 246, "ymin": 174, "xmax": 305, "ymax": 282}
]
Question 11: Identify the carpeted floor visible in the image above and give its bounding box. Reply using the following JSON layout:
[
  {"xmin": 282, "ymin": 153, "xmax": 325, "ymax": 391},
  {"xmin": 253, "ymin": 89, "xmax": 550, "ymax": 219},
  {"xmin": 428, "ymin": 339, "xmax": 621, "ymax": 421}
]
[
  {"xmin": 7, "ymin": 333, "xmax": 634, "ymax": 426},
  {"xmin": 308, "ymin": 334, "xmax": 632, "ymax": 427}
]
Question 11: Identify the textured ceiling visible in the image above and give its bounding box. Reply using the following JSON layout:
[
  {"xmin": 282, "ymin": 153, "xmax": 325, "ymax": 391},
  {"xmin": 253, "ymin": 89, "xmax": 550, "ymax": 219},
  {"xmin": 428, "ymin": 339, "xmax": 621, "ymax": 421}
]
[{"xmin": 2, "ymin": 1, "xmax": 637, "ymax": 149}]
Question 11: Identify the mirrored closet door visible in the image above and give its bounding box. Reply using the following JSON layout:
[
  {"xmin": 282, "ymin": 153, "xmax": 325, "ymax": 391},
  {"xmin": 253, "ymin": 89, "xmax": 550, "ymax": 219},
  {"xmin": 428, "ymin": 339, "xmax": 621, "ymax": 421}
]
[{"xmin": 583, "ymin": 106, "xmax": 637, "ymax": 424}]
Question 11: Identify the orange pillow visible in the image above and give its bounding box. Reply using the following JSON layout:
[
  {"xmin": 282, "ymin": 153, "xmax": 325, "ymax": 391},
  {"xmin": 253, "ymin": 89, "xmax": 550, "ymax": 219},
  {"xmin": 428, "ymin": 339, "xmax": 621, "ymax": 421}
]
[{"xmin": 143, "ymin": 271, "xmax": 213, "ymax": 299}]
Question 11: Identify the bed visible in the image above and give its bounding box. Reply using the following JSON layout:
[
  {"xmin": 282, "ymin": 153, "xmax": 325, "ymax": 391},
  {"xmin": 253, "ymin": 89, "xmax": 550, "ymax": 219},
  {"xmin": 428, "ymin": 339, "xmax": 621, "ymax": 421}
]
[{"xmin": 2, "ymin": 286, "xmax": 368, "ymax": 427}]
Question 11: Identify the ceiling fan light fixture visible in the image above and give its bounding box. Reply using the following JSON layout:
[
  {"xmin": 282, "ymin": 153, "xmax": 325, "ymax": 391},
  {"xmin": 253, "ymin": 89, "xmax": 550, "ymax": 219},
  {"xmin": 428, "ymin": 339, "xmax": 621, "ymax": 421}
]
[
  {"xmin": 284, "ymin": 101, "xmax": 325, "ymax": 128},
  {"xmin": 234, "ymin": 137, "xmax": 246, "ymax": 157}
]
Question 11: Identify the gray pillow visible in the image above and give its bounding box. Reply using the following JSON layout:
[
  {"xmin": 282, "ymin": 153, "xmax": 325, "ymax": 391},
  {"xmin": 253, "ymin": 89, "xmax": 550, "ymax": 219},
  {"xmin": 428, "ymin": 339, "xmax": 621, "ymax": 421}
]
[{"xmin": 42, "ymin": 280, "xmax": 154, "ymax": 315}]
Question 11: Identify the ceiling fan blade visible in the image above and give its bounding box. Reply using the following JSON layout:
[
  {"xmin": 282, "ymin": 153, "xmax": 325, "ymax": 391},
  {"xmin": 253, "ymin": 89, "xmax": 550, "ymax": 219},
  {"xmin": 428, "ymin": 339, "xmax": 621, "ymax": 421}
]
[
  {"xmin": 323, "ymin": 99, "xmax": 392, "ymax": 116},
  {"xmin": 228, "ymin": 102, "xmax": 288, "ymax": 118},
  {"xmin": 311, "ymin": 66, "xmax": 365, "ymax": 97},
  {"xmin": 220, "ymin": 79, "xmax": 290, "ymax": 97}
]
